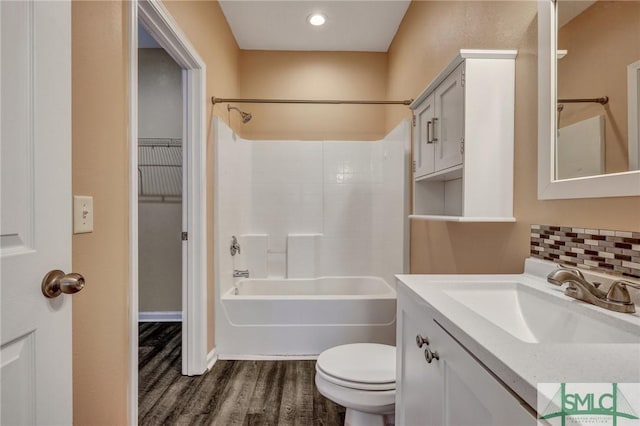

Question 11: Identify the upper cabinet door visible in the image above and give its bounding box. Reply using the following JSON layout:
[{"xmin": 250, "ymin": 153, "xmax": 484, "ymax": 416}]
[
  {"xmin": 434, "ymin": 64, "xmax": 464, "ymax": 172},
  {"xmin": 414, "ymin": 93, "xmax": 436, "ymax": 178}
]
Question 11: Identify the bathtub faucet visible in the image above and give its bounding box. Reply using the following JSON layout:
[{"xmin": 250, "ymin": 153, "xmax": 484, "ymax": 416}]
[
  {"xmin": 233, "ymin": 269, "xmax": 250, "ymax": 278},
  {"xmin": 230, "ymin": 236, "xmax": 241, "ymax": 256}
]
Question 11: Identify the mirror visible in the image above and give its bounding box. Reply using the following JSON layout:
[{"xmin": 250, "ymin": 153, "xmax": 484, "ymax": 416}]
[
  {"xmin": 556, "ymin": 0, "xmax": 639, "ymax": 179},
  {"xmin": 538, "ymin": 0, "xmax": 640, "ymax": 199}
]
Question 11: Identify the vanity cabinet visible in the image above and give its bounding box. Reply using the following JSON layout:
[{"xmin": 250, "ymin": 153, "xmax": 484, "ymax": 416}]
[
  {"xmin": 396, "ymin": 284, "xmax": 534, "ymax": 426},
  {"xmin": 410, "ymin": 50, "xmax": 517, "ymax": 222}
]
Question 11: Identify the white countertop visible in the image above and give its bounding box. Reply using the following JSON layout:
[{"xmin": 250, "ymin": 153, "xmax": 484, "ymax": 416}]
[{"xmin": 395, "ymin": 258, "xmax": 640, "ymax": 409}]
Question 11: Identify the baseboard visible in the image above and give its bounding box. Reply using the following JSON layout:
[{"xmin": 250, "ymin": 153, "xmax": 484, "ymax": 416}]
[
  {"xmin": 206, "ymin": 348, "xmax": 218, "ymax": 371},
  {"xmin": 218, "ymin": 354, "xmax": 319, "ymax": 361},
  {"xmin": 138, "ymin": 311, "xmax": 182, "ymax": 322}
]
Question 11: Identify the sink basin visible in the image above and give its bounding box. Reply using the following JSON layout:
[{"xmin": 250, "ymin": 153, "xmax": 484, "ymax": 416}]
[{"xmin": 443, "ymin": 282, "xmax": 640, "ymax": 344}]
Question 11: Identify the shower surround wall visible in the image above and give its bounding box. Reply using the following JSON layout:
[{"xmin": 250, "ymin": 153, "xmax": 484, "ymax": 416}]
[
  {"xmin": 249, "ymin": 139, "xmax": 407, "ymax": 283},
  {"xmin": 214, "ymin": 117, "xmax": 409, "ymax": 356}
]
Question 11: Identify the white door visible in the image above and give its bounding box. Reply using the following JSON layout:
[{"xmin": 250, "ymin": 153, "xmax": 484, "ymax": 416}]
[
  {"xmin": 396, "ymin": 302, "xmax": 444, "ymax": 426},
  {"xmin": 1, "ymin": 1, "xmax": 74, "ymax": 424},
  {"xmin": 434, "ymin": 64, "xmax": 464, "ymax": 172},
  {"xmin": 434, "ymin": 324, "xmax": 534, "ymax": 425},
  {"xmin": 414, "ymin": 93, "xmax": 436, "ymax": 178}
]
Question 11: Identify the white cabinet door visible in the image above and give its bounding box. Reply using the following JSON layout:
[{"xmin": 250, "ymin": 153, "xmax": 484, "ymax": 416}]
[
  {"xmin": 1, "ymin": 1, "xmax": 73, "ymax": 424},
  {"xmin": 397, "ymin": 303, "xmax": 443, "ymax": 426},
  {"xmin": 434, "ymin": 64, "xmax": 464, "ymax": 172},
  {"xmin": 397, "ymin": 285, "xmax": 535, "ymax": 426},
  {"xmin": 413, "ymin": 93, "xmax": 436, "ymax": 178},
  {"xmin": 430, "ymin": 323, "xmax": 534, "ymax": 426}
]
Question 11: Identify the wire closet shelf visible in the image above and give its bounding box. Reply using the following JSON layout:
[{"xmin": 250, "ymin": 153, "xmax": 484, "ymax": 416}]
[{"xmin": 138, "ymin": 138, "xmax": 182, "ymax": 202}]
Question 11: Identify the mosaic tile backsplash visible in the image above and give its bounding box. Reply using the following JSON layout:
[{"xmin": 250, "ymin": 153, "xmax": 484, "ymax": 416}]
[{"xmin": 530, "ymin": 225, "xmax": 640, "ymax": 279}]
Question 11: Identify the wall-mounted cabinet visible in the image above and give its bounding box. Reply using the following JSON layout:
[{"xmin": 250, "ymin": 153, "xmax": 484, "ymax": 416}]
[{"xmin": 410, "ymin": 50, "xmax": 517, "ymax": 222}]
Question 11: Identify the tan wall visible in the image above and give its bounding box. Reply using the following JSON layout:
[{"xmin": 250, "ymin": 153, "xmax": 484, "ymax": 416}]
[
  {"xmin": 237, "ymin": 50, "xmax": 388, "ymax": 141},
  {"xmin": 72, "ymin": 2, "xmax": 129, "ymax": 424},
  {"xmin": 386, "ymin": 1, "xmax": 640, "ymax": 275},
  {"xmin": 162, "ymin": 0, "xmax": 240, "ymax": 352},
  {"xmin": 71, "ymin": 1, "xmax": 640, "ymax": 423},
  {"xmin": 72, "ymin": 0, "xmax": 239, "ymax": 423},
  {"xmin": 557, "ymin": 1, "xmax": 640, "ymax": 174}
]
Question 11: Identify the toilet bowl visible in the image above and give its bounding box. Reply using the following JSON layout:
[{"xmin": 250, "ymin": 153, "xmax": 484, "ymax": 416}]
[{"xmin": 315, "ymin": 343, "xmax": 396, "ymax": 426}]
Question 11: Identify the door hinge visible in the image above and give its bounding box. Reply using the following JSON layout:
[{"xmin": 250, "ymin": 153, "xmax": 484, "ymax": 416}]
[
  {"xmin": 412, "ymin": 160, "xmax": 416, "ymax": 173},
  {"xmin": 181, "ymin": 231, "xmax": 188, "ymax": 241},
  {"xmin": 412, "ymin": 114, "xmax": 416, "ymax": 127},
  {"xmin": 460, "ymin": 138, "xmax": 465, "ymax": 155},
  {"xmin": 461, "ymin": 69, "xmax": 465, "ymax": 87}
]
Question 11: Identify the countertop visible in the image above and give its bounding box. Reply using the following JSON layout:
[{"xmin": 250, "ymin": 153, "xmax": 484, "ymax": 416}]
[{"xmin": 395, "ymin": 258, "xmax": 640, "ymax": 409}]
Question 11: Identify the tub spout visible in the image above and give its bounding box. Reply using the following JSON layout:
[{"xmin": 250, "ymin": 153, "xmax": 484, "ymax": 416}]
[{"xmin": 233, "ymin": 269, "xmax": 250, "ymax": 278}]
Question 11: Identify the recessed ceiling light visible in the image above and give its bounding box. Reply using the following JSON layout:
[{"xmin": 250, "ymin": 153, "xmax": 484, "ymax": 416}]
[{"xmin": 307, "ymin": 13, "xmax": 326, "ymax": 26}]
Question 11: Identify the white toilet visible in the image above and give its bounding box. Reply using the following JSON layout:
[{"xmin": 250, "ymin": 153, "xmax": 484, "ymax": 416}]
[{"xmin": 315, "ymin": 343, "xmax": 396, "ymax": 426}]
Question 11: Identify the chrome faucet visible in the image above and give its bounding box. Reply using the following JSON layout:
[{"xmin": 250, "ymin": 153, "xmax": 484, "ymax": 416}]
[
  {"xmin": 230, "ymin": 236, "xmax": 241, "ymax": 256},
  {"xmin": 233, "ymin": 269, "xmax": 250, "ymax": 278},
  {"xmin": 547, "ymin": 265, "xmax": 640, "ymax": 313},
  {"xmin": 606, "ymin": 279, "xmax": 640, "ymax": 309}
]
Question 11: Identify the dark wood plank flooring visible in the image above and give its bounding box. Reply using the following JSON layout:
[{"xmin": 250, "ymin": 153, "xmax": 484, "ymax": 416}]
[{"xmin": 139, "ymin": 322, "xmax": 346, "ymax": 426}]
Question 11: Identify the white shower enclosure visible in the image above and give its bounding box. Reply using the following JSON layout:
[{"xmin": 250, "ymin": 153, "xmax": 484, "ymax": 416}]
[{"xmin": 214, "ymin": 117, "xmax": 410, "ymax": 358}]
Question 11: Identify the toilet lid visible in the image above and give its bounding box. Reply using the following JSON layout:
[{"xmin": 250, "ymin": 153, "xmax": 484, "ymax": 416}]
[{"xmin": 316, "ymin": 343, "xmax": 395, "ymax": 387}]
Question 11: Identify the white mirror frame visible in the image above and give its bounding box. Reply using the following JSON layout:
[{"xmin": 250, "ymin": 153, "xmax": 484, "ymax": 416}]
[{"xmin": 538, "ymin": 0, "xmax": 640, "ymax": 199}]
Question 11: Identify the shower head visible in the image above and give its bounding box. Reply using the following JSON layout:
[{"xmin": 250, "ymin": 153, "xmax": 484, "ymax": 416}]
[{"xmin": 227, "ymin": 105, "xmax": 252, "ymax": 124}]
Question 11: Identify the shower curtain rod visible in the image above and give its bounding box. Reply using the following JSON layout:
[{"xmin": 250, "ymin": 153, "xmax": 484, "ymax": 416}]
[
  {"xmin": 211, "ymin": 96, "xmax": 413, "ymax": 106},
  {"xmin": 558, "ymin": 96, "xmax": 609, "ymax": 105}
]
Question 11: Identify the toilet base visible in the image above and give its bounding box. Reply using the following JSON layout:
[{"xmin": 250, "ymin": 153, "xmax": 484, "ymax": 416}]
[{"xmin": 345, "ymin": 409, "xmax": 394, "ymax": 426}]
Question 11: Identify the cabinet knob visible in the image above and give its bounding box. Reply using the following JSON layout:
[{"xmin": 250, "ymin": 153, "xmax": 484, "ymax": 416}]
[
  {"xmin": 416, "ymin": 334, "xmax": 429, "ymax": 348},
  {"xmin": 424, "ymin": 347, "xmax": 440, "ymax": 363}
]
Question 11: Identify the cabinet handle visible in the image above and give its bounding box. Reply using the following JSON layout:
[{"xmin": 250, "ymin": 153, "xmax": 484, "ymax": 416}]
[
  {"xmin": 432, "ymin": 117, "xmax": 438, "ymax": 142},
  {"xmin": 424, "ymin": 347, "xmax": 440, "ymax": 363},
  {"xmin": 426, "ymin": 121, "xmax": 433, "ymax": 144},
  {"xmin": 416, "ymin": 334, "xmax": 429, "ymax": 348}
]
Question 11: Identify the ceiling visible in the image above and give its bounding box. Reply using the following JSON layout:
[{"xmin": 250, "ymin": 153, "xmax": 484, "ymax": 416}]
[
  {"xmin": 138, "ymin": 25, "xmax": 161, "ymax": 48},
  {"xmin": 557, "ymin": 0, "xmax": 597, "ymax": 27},
  {"xmin": 218, "ymin": 1, "xmax": 411, "ymax": 52}
]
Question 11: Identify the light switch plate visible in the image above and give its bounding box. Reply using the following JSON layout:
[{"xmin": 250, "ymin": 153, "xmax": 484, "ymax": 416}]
[{"xmin": 73, "ymin": 195, "xmax": 94, "ymax": 234}]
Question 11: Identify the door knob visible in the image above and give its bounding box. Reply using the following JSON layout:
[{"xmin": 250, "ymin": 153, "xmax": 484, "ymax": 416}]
[{"xmin": 42, "ymin": 269, "xmax": 85, "ymax": 298}]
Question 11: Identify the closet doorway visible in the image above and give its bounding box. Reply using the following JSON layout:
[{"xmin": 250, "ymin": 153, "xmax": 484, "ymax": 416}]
[
  {"xmin": 129, "ymin": 1, "xmax": 208, "ymax": 421},
  {"xmin": 137, "ymin": 25, "xmax": 184, "ymax": 377},
  {"xmin": 137, "ymin": 29, "xmax": 183, "ymax": 321}
]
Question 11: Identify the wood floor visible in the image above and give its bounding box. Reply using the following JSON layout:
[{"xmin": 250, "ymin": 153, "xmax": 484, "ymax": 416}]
[{"xmin": 139, "ymin": 322, "xmax": 346, "ymax": 426}]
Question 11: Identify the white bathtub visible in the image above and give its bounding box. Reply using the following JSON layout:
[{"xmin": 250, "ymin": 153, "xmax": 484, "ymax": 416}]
[{"xmin": 218, "ymin": 276, "xmax": 397, "ymax": 358}]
